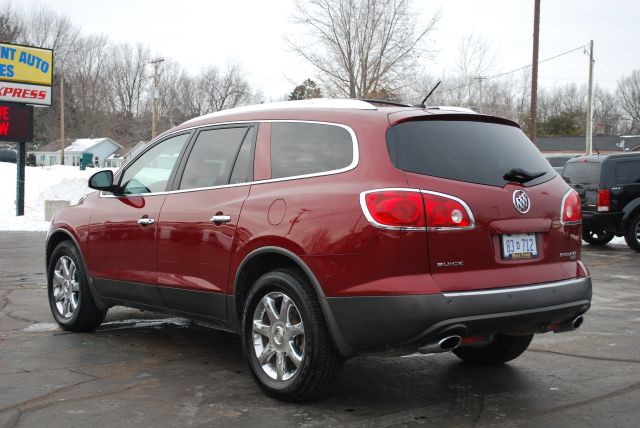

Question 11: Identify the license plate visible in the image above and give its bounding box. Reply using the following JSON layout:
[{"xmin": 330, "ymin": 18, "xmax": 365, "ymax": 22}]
[{"xmin": 501, "ymin": 233, "xmax": 538, "ymax": 260}]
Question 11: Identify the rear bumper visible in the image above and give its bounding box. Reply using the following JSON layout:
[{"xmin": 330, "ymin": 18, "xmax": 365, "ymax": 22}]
[
  {"xmin": 326, "ymin": 276, "xmax": 591, "ymax": 355},
  {"xmin": 582, "ymin": 211, "xmax": 623, "ymax": 233}
]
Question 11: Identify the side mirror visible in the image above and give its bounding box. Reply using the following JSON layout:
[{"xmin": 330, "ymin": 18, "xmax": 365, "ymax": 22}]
[{"xmin": 89, "ymin": 170, "xmax": 117, "ymax": 193}]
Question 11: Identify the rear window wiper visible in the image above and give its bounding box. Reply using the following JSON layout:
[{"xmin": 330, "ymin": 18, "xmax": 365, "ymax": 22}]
[{"xmin": 503, "ymin": 168, "xmax": 547, "ymax": 184}]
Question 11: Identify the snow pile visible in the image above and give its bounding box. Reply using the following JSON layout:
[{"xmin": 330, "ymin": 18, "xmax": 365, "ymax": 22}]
[{"xmin": 0, "ymin": 163, "xmax": 110, "ymax": 231}]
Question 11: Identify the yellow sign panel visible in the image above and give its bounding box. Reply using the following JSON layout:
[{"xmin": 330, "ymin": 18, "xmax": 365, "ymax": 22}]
[{"xmin": 0, "ymin": 42, "xmax": 53, "ymax": 86}]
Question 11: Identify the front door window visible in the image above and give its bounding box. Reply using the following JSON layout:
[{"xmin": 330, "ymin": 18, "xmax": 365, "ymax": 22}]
[{"xmin": 119, "ymin": 133, "xmax": 190, "ymax": 194}]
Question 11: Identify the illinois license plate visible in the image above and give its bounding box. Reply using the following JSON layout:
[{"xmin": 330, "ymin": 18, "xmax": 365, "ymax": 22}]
[{"xmin": 501, "ymin": 233, "xmax": 538, "ymax": 260}]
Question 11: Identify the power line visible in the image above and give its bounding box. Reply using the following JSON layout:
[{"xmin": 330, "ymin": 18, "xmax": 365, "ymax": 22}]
[{"xmin": 433, "ymin": 44, "xmax": 587, "ymax": 96}]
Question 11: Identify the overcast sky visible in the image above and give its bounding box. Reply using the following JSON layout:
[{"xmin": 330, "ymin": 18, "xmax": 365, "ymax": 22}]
[{"xmin": 16, "ymin": 0, "xmax": 640, "ymax": 100}]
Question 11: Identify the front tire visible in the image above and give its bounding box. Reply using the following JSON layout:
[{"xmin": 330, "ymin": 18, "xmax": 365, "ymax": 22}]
[
  {"xmin": 241, "ymin": 268, "xmax": 343, "ymax": 401},
  {"xmin": 47, "ymin": 241, "xmax": 106, "ymax": 331},
  {"xmin": 583, "ymin": 229, "xmax": 615, "ymax": 246},
  {"xmin": 624, "ymin": 212, "xmax": 640, "ymax": 252},
  {"xmin": 453, "ymin": 333, "xmax": 533, "ymax": 365}
]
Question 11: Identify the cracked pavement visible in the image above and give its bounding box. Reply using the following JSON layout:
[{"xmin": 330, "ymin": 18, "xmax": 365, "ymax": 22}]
[{"xmin": 0, "ymin": 231, "xmax": 639, "ymax": 427}]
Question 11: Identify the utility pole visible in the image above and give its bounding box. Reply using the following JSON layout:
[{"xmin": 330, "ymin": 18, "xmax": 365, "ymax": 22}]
[
  {"xmin": 586, "ymin": 39, "xmax": 594, "ymax": 155},
  {"xmin": 474, "ymin": 76, "xmax": 485, "ymax": 113},
  {"xmin": 529, "ymin": 0, "xmax": 541, "ymax": 142},
  {"xmin": 60, "ymin": 75, "xmax": 65, "ymax": 165},
  {"xmin": 149, "ymin": 58, "xmax": 165, "ymax": 139}
]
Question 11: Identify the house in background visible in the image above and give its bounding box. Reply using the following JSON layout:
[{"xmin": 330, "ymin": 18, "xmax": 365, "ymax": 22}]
[
  {"xmin": 104, "ymin": 140, "xmax": 149, "ymax": 168},
  {"xmin": 33, "ymin": 138, "xmax": 122, "ymax": 167}
]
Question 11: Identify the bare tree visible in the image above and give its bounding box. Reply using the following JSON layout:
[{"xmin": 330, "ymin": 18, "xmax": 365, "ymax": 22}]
[
  {"xmin": 289, "ymin": 0, "xmax": 439, "ymax": 98},
  {"xmin": 617, "ymin": 70, "xmax": 640, "ymax": 133},
  {"xmin": 157, "ymin": 60, "xmax": 188, "ymax": 128},
  {"xmin": 199, "ymin": 62, "xmax": 252, "ymax": 112},
  {"xmin": 0, "ymin": 3, "xmax": 24, "ymax": 43},
  {"xmin": 67, "ymin": 34, "xmax": 111, "ymax": 137},
  {"xmin": 22, "ymin": 3, "xmax": 80, "ymax": 74},
  {"xmin": 454, "ymin": 33, "xmax": 496, "ymax": 109},
  {"xmin": 181, "ymin": 74, "xmax": 207, "ymax": 118},
  {"xmin": 593, "ymin": 86, "xmax": 622, "ymax": 135},
  {"xmin": 454, "ymin": 33, "xmax": 495, "ymax": 78},
  {"xmin": 106, "ymin": 43, "xmax": 150, "ymax": 117}
]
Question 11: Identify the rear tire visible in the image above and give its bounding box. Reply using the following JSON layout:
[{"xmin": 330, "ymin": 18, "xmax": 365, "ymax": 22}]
[
  {"xmin": 624, "ymin": 212, "xmax": 640, "ymax": 252},
  {"xmin": 453, "ymin": 334, "xmax": 533, "ymax": 365},
  {"xmin": 583, "ymin": 229, "xmax": 614, "ymax": 246},
  {"xmin": 47, "ymin": 241, "xmax": 106, "ymax": 331},
  {"xmin": 241, "ymin": 268, "xmax": 343, "ymax": 402}
]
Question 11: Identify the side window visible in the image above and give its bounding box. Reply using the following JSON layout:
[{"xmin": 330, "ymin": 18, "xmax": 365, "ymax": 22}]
[
  {"xmin": 271, "ymin": 122, "xmax": 354, "ymax": 179},
  {"xmin": 119, "ymin": 133, "xmax": 190, "ymax": 195},
  {"xmin": 230, "ymin": 126, "xmax": 256, "ymax": 184},
  {"xmin": 179, "ymin": 127, "xmax": 249, "ymax": 190},
  {"xmin": 614, "ymin": 160, "xmax": 640, "ymax": 184}
]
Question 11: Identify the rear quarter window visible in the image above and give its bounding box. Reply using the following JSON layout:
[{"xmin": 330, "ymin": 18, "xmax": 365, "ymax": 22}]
[
  {"xmin": 270, "ymin": 122, "xmax": 354, "ymax": 179},
  {"xmin": 614, "ymin": 160, "xmax": 640, "ymax": 184}
]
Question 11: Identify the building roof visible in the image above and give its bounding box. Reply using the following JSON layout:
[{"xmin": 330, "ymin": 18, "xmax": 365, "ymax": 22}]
[
  {"xmin": 535, "ymin": 136, "xmax": 640, "ymax": 153},
  {"xmin": 35, "ymin": 138, "xmax": 123, "ymax": 153}
]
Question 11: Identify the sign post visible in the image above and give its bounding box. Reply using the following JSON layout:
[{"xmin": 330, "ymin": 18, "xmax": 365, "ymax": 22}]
[
  {"xmin": 16, "ymin": 141, "xmax": 25, "ymax": 216},
  {"xmin": 0, "ymin": 42, "xmax": 53, "ymax": 216},
  {"xmin": 0, "ymin": 101, "xmax": 34, "ymax": 215}
]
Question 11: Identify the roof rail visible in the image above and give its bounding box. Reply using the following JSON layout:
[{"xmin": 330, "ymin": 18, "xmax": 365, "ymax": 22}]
[
  {"xmin": 184, "ymin": 98, "xmax": 378, "ymax": 124},
  {"xmin": 358, "ymin": 98, "xmax": 411, "ymax": 107}
]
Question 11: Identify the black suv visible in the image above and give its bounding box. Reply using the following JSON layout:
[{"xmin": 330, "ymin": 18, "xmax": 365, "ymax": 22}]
[{"xmin": 562, "ymin": 152, "xmax": 640, "ymax": 251}]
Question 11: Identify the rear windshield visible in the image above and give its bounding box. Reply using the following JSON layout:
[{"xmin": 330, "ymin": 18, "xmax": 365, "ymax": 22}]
[
  {"xmin": 547, "ymin": 157, "xmax": 572, "ymax": 168},
  {"xmin": 562, "ymin": 161, "xmax": 601, "ymax": 185},
  {"xmin": 386, "ymin": 120, "xmax": 554, "ymax": 187}
]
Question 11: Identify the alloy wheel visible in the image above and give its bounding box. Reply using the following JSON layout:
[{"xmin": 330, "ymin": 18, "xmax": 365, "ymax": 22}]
[
  {"xmin": 252, "ymin": 292, "xmax": 305, "ymax": 381},
  {"xmin": 52, "ymin": 256, "xmax": 80, "ymax": 318}
]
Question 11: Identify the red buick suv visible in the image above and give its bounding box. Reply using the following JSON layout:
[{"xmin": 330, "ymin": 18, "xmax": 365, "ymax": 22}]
[{"xmin": 46, "ymin": 99, "xmax": 591, "ymax": 401}]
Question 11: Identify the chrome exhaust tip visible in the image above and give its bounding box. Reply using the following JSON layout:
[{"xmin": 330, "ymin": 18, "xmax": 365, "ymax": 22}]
[
  {"xmin": 418, "ymin": 335, "xmax": 463, "ymax": 354},
  {"xmin": 572, "ymin": 315, "xmax": 584, "ymax": 329},
  {"xmin": 438, "ymin": 335, "xmax": 463, "ymax": 351},
  {"xmin": 553, "ymin": 315, "xmax": 585, "ymax": 333}
]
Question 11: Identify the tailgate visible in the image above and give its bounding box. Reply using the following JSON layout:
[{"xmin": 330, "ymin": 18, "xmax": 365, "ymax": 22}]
[{"xmin": 387, "ymin": 118, "xmax": 582, "ymax": 292}]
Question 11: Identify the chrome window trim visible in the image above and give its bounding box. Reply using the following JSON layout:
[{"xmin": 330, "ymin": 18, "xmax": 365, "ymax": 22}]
[
  {"xmin": 560, "ymin": 188, "xmax": 582, "ymax": 225},
  {"xmin": 358, "ymin": 188, "xmax": 476, "ymax": 232},
  {"xmin": 100, "ymin": 120, "xmax": 359, "ymax": 198},
  {"xmin": 442, "ymin": 278, "xmax": 582, "ymax": 297}
]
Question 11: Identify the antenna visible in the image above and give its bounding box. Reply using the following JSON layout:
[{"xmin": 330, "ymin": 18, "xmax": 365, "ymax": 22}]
[{"xmin": 417, "ymin": 81, "xmax": 441, "ymax": 108}]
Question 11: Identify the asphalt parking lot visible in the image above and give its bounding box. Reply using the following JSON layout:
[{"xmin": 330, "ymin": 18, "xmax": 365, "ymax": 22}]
[{"xmin": 0, "ymin": 232, "xmax": 638, "ymax": 428}]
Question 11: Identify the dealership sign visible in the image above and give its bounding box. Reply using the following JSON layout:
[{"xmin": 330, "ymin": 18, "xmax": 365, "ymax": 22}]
[
  {"xmin": 0, "ymin": 102, "xmax": 34, "ymax": 142},
  {"xmin": 0, "ymin": 42, "xmax": 53, "ymax": 106}
]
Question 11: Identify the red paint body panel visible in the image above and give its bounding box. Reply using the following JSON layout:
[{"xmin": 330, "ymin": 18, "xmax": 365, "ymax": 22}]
[
  {"xmin": 157, "ymin": 186, "xmax": 250, "ymax": 294},
  {"xmin": 87, "ymin": 194, "xmax": 165, "ymax": 285},
  {"xmin": 403, "ymin": 172, "xmax": 581, "ymax": 292}
]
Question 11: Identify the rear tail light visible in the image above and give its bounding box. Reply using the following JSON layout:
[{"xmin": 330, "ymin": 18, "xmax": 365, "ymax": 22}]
[
  {"xmin": 597, "ymin": 189, "xmax": 610, "ymax": 212},
  {"xmin": 561, "ymin": 189, "xmax": 582, "ymax": 224},
  {"xmin": 361, "ymin": 189, "xmax": 425, "ymax": 229},
  {"xmin": 360, "ymin": 189, "xmax": 474, "ymax": 231},
  {"xmin": 422, "ymin": 191, "xmax": 473, "ymax": 229}
]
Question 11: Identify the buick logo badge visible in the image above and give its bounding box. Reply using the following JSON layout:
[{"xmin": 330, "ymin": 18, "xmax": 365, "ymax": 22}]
[{"xmin": 512, "ymin": 190, "xmax": 531, "ymax": 214}]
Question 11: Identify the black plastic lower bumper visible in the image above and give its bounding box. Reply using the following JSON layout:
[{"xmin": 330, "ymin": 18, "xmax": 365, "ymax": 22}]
[
  {"xmin": 582, "ymin": 211, "xmax": 624, "ymax": 234},
  {"xmin": 326, "ymin": 277, "xmax": 592, "ymax": 355}
]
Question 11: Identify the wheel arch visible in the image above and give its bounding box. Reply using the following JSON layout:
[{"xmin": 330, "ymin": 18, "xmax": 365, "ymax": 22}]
[
  {"xmin": 232, "ymin": 246, "xmax": 354, "ymax": 357},
  {"xmin": 46, "ymin": 228, "xmax": 107, "ymax": 311},
  {"xmin": 621, "ymin": 198, "xmax": 640, "ymax": 230}
]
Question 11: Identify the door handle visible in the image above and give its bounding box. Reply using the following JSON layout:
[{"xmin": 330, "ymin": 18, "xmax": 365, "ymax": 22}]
[
  {"xmin": 210, "ymin": 215, "xmax": 231, "ymax": 223},
  {"xmin": 137, "ymin": 218, "xmax": 155, "ymax": 226}
]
